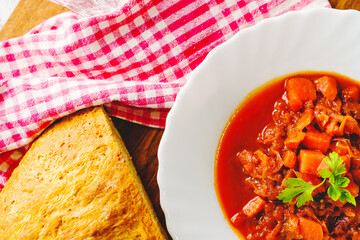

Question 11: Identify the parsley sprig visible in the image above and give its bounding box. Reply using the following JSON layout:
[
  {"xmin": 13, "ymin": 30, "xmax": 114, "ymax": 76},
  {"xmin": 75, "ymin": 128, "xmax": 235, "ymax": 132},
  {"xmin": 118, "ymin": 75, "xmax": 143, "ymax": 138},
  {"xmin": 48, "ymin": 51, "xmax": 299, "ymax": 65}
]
[{"xmin": 277, "ymin": 152, "xmax": 356, "ymax": 207}]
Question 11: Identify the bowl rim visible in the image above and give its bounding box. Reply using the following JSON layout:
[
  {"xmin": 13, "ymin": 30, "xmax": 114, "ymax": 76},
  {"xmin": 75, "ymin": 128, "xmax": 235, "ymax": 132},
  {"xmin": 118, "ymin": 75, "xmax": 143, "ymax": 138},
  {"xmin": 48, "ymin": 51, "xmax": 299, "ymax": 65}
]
[{"xmin": 157, "ymin": 8, "xmax": 360, "ymax": 240}]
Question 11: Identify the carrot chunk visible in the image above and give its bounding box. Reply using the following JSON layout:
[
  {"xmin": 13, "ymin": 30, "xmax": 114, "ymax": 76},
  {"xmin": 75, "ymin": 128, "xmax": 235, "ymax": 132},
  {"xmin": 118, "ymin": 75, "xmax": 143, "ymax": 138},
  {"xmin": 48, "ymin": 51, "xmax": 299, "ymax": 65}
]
[
  {"xmin": 230, "ymin": 212, "xmax": 243, "ymax": 226},
  {"xmin": 314, "ymin": 76, "xmax": 338, "ymax": 101},
  {"xmin": 342, "ymin": 86, "xmax": 359, "ymax": 101},
  {"xmin": 344, "ymin": 180, "xmax": 359, "ymax": 198},
  {"xmin": 299, "ymin": 217, "xmax": 324, "ymax": 240},
  {"xmin": 286, "ymin": 78, "xmax": 317, "ymax": 111},
  {"xmin": 284, "ymin": 131, "xmax": 306, "ymax": 149},
  {"xmin": 332, "ymin": 140, "xmax": 350, "ymax": 155},
  {"xmin": 302, "ymin": 128, "xmax": 331, "ymax": 154},
  {"xmin": 298, "ymin": 150, "xmax": 325, "ymax": 175},
  {"xmin": 316, "ymin": 158, "xmax": 331, "ymax": 175},
  {"xmin": 296, "ymin": 172, "xmax": 326, "ymax": 196},
  {"xmin": 340, "ymin": 155, "xmax": 351, "ymax": 170},
  {"xmin": 283, "ymin": 150, "xmax": 297, "ymax": 169},
  {"xmin": 242, "ymin": 196, "xmax": 266, "ymax": 218},
  {"xmin": 352, "ymin": 232, "xmax": 360, "ymax": 240},
  {"xmin": 296, "ymin": 108, "xmax": 315, "ymax": 130}
]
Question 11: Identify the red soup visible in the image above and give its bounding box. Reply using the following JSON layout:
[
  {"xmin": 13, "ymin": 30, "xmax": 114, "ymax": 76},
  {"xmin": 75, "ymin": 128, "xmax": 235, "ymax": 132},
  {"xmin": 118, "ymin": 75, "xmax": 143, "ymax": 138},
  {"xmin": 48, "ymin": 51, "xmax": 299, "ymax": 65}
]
[{"xmin": 215, "ymin": 72, "xmax": 360, "ymax": 240}]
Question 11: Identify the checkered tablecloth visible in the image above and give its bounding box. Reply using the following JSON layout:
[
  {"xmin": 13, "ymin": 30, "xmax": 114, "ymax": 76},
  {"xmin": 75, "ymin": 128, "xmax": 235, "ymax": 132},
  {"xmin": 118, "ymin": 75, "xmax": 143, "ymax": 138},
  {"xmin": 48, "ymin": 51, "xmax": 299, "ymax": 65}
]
[{"xmin": 0, "ymin": 0, "xmax": 330, "ymax": 189}]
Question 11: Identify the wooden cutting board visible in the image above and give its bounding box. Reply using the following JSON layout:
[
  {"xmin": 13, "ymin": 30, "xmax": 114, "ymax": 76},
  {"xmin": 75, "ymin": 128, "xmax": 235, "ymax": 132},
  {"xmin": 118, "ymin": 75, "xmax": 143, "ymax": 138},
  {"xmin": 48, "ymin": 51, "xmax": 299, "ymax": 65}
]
[{"xmin": 0, "ymin": 0, "xmax": 359, "ymax": 239}]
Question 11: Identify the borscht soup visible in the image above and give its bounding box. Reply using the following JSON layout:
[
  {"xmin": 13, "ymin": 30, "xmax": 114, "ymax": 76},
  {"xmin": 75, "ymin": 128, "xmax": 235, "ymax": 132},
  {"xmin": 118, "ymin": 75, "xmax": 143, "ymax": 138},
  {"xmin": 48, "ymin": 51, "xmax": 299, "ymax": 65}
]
[{"xmin": 215, "ymin": 72, "xmax": 360, "ymax": 240}]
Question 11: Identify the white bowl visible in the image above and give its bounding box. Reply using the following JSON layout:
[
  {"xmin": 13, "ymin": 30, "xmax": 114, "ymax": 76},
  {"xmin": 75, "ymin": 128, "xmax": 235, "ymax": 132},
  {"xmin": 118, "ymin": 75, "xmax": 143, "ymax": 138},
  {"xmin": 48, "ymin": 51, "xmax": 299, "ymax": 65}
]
[{"xmin": 157, "ymin": 8, "xmax": 360, "ymax": 240}]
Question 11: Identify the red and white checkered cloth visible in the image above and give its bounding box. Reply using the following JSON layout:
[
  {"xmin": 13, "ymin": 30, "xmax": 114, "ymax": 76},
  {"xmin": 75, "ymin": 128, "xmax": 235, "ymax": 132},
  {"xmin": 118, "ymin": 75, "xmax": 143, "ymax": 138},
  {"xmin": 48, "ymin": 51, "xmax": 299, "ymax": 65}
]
[{"xmin": 0, "ymin": 0, "xmax": 330, "ymax": 189}]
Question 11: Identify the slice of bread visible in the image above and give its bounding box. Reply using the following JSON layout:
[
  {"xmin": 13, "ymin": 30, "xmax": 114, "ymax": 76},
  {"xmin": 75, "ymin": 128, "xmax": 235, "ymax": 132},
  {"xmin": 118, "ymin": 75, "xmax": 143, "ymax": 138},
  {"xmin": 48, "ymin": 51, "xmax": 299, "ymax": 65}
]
[{"xmin": 0, "ymin": 107, "xmax": 168, "ymax": 240}]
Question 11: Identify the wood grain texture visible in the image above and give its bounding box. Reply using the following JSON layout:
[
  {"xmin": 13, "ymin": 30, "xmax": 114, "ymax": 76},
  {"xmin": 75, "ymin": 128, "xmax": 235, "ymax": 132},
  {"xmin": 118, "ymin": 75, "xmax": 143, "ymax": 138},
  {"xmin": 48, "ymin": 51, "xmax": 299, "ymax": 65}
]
[
  {"xmin": 0, "ymin": 0, "xmax": 359, "ymax": 239},
  {"xmin": 0, "ymin": 0, "xmax": 68, "ymax": 41},
  {"xmin": 329, "ymin": 0, "xmax": 360, "ymax": 9}
]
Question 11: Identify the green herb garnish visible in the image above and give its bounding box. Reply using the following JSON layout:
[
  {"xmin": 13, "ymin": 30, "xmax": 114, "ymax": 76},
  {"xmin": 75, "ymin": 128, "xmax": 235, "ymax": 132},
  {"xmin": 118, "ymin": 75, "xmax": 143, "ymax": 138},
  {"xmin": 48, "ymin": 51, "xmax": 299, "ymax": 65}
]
[{"xmin": 277, "ymin": 152, "xmax": 356, "ymax": 207}]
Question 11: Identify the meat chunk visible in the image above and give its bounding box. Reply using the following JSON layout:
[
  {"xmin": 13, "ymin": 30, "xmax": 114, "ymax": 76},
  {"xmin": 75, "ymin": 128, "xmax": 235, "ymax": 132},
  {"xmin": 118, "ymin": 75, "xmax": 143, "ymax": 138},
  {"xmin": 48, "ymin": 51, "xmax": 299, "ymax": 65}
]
[{"xmin": 314, "ymin": 76, "xmax": 338, "ymax": 101}]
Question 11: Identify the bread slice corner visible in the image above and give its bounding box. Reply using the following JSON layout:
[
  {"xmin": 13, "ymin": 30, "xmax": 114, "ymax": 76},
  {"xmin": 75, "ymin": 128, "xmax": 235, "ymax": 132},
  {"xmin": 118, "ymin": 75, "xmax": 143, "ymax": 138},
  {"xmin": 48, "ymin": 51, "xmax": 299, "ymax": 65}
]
[{"xmin": 0, "ymin": 106, "xmax": 168, "ymax": 240}]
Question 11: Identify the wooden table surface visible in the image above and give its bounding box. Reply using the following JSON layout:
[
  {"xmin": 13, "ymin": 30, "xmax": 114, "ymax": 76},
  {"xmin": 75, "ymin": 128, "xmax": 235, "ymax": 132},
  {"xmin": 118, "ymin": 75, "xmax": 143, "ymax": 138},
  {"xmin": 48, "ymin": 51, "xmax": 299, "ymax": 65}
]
[{"xmin": 0, "ymin": 0, "xmax": 359, "ymax": 238}]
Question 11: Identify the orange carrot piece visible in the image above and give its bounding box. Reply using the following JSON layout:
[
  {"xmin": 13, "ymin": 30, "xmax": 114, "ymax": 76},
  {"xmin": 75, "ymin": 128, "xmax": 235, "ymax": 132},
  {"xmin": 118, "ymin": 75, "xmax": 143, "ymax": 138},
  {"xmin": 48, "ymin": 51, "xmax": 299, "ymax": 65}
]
[
  {"xmin": 286, "ymin": 78, "xmax": 317, "ymax": 111},
  {"xmin": 299, "ymin": 217, "xmax": 324, "ymax": 240},
  {"xmin": 302, "ymin": 128, "xmax": 331, "ymax": 154},
  {"xmin": 352, "ymin": 232, "xmax": 360, "ymax": 240},
  {"xmin": 332, "ymin": 140, "xmax": 350, "ymax": 155},
  {"xmin": 298, "ymin": 150, "xmax": 325, "ymax": 175},
  {"xmin": 284, "ymin": 131, "xmax": 306, "ymax": 149},
  {"xmin": 296, "ymin": 172, "xmax": 326, "ymax": 196},
  {"xmin": 340, "ymin": 156, "xmax": 351, "ymax": 170},
  {"xmin": 344, "ymin": 181, "xmax": 359, "ymax": 198},
  {"xmin": 314, "ymin": 76, "xmax": 338, "ymax": 101},
  {"xmin": 296, "ymin": 108, "xmax": 315, "ymax": 130},
  {"xmin": 242, "ymin": 196, "xmax": 266, "ymax": 218},
  {"xmin": 342, "ymin": 86, "xmax": 359, "ymax": 101},
  {"xmin": 316, "ymin": 159, "xmax": 331, "ymax": 176},
  {"xmin": 283, "ymin": 150, "xmax": 297, "ymax": 169},
  {"xmin": 230, "ymin": 212, "xmax": 243, "ymax": 226}
]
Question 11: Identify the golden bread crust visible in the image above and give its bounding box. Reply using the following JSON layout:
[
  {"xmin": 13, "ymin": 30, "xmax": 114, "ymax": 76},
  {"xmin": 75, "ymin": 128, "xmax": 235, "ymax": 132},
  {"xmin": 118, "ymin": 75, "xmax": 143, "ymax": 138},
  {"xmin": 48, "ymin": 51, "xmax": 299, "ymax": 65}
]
[{"xmin": 0, "ymin": 107, "xmax": 167, "ymax": 240}]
